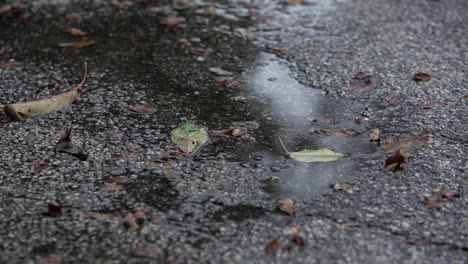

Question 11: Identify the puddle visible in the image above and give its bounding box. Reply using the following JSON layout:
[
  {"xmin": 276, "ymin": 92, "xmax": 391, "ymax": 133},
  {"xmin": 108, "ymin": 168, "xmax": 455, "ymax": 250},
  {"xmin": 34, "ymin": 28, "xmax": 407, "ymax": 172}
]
[
  {"xmin": 211, "ymin": 205, "xmax": 267, "ymax": 221},
  {"xmin": 232, "ymin": 53, "xmax": 377, "ymax": 201}
]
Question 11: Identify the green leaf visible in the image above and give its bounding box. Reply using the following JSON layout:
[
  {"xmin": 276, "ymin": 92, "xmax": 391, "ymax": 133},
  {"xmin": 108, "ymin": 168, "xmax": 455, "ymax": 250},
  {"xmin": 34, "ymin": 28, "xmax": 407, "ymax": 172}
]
[
  {"xmin": 289, "ymin": 148, "xmax": 344, "ymax": 163},
  {"xmin": 171, "ymin": 122, "xmax": 209, "ymax": 154}
]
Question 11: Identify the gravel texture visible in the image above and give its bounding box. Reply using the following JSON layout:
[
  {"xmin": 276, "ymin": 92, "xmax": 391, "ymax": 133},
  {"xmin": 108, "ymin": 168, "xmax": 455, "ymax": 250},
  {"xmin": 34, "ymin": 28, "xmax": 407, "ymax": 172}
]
[{"xmin": 0, "ymin": 0, "xmax": 467, "ymax": 263}]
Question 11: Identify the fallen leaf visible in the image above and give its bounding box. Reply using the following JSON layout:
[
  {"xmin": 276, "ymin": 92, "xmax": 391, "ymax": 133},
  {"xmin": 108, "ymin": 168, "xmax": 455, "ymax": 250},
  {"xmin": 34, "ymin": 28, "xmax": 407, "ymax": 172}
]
[
  {"xmin": 413, "ymin": 72, "xmax": 431, "ymax": 82},
  {"xmin": 209, "ymin": 67, "xmax": 232, "ymax": 76},
  {"xmin": 320, "ymin": 128, "xmax": 361, "ymax": 137},
  {"xmin": 407, "ymin": 240, "xmax": 426, "ymax": 246},
  {"xmin": 129, "ymin": 103, "xmax": 155, "ymax": 114},
  {"xmin": 265, "ymin": 239, "xmax": 280, "ymax": 255},
  {"xmin": 369, "ymin": 128, "xmax": 381, "ymax": 141},
  {"xmin": 343, "ymin": 79, "xmax": 376, "ymax": 93},
  {"xmin": 416, "ymin": 102, "xmax": 457, "ymax": 109},
  {"xmin": 171, "ymin": 122, "xmax": 209, "ymax": 156},
  {"xmin": 424, "ymin": 193, "xmax": 442, "ymax": 209},
  {"xmin": 265, "ymin": 45, "xmax": 284, "ymax": 54},
  {"xmin": 159, "ymin": 16, "xmax": 185, "ymax": 29},
  {"xmin": 290, "ymin": 149, "xmax": 344, "ymax": 163},
  {"xmin": 353, "ymin": 72, "xmax": 371, "ymax": 80},
  {"xmin": 385, "ymin": 150, "xmax": 406, "ymax": 172},
  {"xmin": 333, "ymin": 183, "xmax": 351, "ymax": 191},
  {"xmin": 65, "ymin": 27, "xmax": 87, "ymax": 36},
  {"xmin": 277, "ymin": 199, "xmax": 295, "ymax": 216},
  {"xmin": 0, "ymin": 5, "xmax": 12, "ymax": 14},
  {"xmin": 215, "ymin": 76, "xmax": 239, "ymax": 88},
  {"xmin": 3, "ymin": 62, "xmax": 87, "ymax": 121},
  {"xmin": 312, "ymin": 118, "xmax": 336, "ymax": 125},
  {"xmin": 439, "ymin": 187, "xmax": 458, "ymax": 199},
  {"xmin": 178, "ymin": 38, "xmax": 189, "ymax": 47},
  {"xmin": 385, "ymin": 91, "xmax": 401, "ymax": 104},
  {"xmin": 289, "ymin": 228, "xmax": 305, "ymax": 248},
  {"xmin": 88, "ymin": 212, "xmax": 114, "ymax": 220},
  {"xmin": 65, "ymin": 13, "xmax": 80, "ymax": 21},
  {"xmin": 55, "ymin": 128, "xmax": 88, "ymax": 161},
  {"xmin": 42, "ymin": 203, "xmax": 62, "ymax": 217},
  {"xmin": 383, "ymin": 132, "xmax": 429, "ymax": 153},
  {"xmin": 58, "ymin": 40, "xmax": 95, "ymax": 49}
]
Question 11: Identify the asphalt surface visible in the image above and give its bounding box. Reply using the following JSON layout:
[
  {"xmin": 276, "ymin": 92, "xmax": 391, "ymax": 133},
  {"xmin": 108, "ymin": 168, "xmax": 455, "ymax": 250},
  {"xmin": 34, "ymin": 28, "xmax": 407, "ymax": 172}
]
[{"xmin": 0, "ymin": 0, "xmax": 467, "ymax": 263}]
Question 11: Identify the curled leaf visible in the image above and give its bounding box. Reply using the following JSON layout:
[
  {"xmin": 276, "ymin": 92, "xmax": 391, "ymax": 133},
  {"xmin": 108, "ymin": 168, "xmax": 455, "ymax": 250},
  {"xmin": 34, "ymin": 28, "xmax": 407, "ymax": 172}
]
[
  {"xmin": 3, "ymin": 62, "xmax": 87, "ymax": 121},
  {"xmin": 59, "ymin": 40, "xmax": 95, "ymax": 49},
  {"xmin": 65, "ymin": 27, "xmax": 87, "ymax": 36},
  {"xmin": 277, "ymin": 199, "xmax": 295, "ymax": 216}
]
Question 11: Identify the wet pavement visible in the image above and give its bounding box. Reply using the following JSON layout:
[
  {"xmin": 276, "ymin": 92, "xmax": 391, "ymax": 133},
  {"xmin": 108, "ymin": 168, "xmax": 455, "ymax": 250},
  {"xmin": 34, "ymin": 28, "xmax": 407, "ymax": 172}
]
[{"xmin": 0, "ymin": 0, "xmax": 467, "ymax": 263}]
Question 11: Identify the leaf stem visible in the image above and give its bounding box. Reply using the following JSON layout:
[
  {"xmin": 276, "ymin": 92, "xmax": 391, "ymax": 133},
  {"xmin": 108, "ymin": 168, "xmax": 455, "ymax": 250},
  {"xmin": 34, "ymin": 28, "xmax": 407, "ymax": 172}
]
[{"xmin": 278, "ymin": 136, "xmax": 290, "ymax": 154}]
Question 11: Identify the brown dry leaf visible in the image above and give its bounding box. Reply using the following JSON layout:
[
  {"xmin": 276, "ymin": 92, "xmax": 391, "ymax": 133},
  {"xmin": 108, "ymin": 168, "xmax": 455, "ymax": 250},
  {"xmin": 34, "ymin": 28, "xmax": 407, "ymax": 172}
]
[
  {"xmin": 89, "ymin": 212, "xmax": 114, "ymax": 220},
  {"xmin": 42, "ymin": 203, "xmax": 62, "ymax": 217},
  {"xmin": 129, "ymin": 103, "xmax": 155, "ymax": 114},
  {"xmin": 160, "ymin": 16, "xmax": 186, "ymax": 29},
  {"xmin": 265, "ymin": 45, "xmax": 284, "ymax": 54},
  {"xmin": 65, "ymin": 27, "xmax": 87, "ymax": 36},
  {"xmin": 277, "ymin": 199, "xmax": 295, "ymax": 216},
  {"xmin": 320, "ymin": 128, "xmax": 361, "ymax": 137},
  {"xmin": 0, "ymin": 5, "xmax": 12, "ymax": 14},
  {"xmin": 416, "ymin": 102, "xmax": 457, "ymax": 109},
  {"xmin": 65, "ymin": 13, "xmax": 80, "ymax": 21},
  {"xmin": 440, "ymin": 187, "xmax": 458, "ymax": 199},
  {"xmin": 369, "ymin": 128, "xmax": 381, "ymax": 141},
  {"xmin": 343, "ymin": 79, "xmax": 376, "ymax": 93},
  {"xmin": 333, "ymin": 183, "xmax": 351, "ymax": 191},
  {"xmin": 178, "ymin": 38, "xmax": 189, "ymax": 47},
  {"xmin": 424, "ymin": 193, "xmax": 442, "ymax": 209},
  {"xmin": 385, "ymin": 150, "xmax": 406, "ymax": 172},
  {"xmin": 413, "ymin": 72, "xmax": 431, "ymax": 82},
  {"xmin": 353, "ymin": 72, "xmax": 371, "ymax": 80},
  {"xmin": 383, "ymin": 132, "xmax": 429, "ymax": 153},
  {"xmin": 385, "ymin": 91, "xmax": 401, "ymax": 104},
  {"xmin": 265, "ymin": 239, "xmax": 280, "ymax": 255},
  {"xmin": 58, "ymin": 40, "xmax": 95, "ymax": 49}
]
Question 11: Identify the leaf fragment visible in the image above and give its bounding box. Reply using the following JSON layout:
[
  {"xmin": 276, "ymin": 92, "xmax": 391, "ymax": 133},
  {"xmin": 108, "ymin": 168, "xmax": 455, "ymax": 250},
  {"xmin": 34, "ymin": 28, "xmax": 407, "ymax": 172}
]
[
  {"xmin": 353, "ymin": 71, "xmax": 371, "ymax": 80},
  {"xmin": 277, "ymin": 198, "xmax": 295, "ymax": 216},
  {"xmin": 55, "ymin": 128, "xmax": 88, "ymax": 161},
  {"xmin": 265, "ymin": 239, "xmax": 280, "ymax": 255},
  {"xmin": 215, "ymin": 76, "xmax": 239, "ymax": 88},
  {"xmin": 58, "ymin": 40, "xmax": 95, "ymax": 49},
  {"xmin": 333, "ymin": 183, "xmax": 351, "ymax": 191},
  {"xmin": 384, "ymin": 150, "xmax": 406, "ymax": 172},
  {"xmin": 369, "ymin": 128, "xmax": 381, "ymax": 141},
  {"xmin": 384, "ymin": 91, "xmax": 401, "ymax": 104},
  {"xmin": 413, "ymin": 72, "xmax": 431, "ymax": 82},
  {"xmin": 209, "ymin": 67, "xmax": 232, "ymax": 76},
  {"xmin": 383, "ymin": 132, "xmax": 429, "ymax": 153},
  {"xmin": 65, "ymin": 27, "xmax": 87, "ymax": 36},
  {"xmin": 129, "ymin": 103, "xmax": 155, "ymax": 114}
]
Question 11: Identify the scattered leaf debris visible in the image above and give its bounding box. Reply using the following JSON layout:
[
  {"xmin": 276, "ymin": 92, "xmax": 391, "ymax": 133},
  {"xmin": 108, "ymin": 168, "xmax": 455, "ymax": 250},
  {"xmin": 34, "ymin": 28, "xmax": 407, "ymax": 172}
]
[
  {"xmin": 42, "ymin": 203, "xmax": 62, "ymax": 217},
  {"xmin": 65, "ymin": 27, "xmax": 87, "ymax": 36},
  {"xmin": 385, "ymin": 150, "xmax": 406, "ymax": 172},
  {"xmin": 369, "ymin": 128, "xmax": 381, "ymax": 141},
  {"xmin": 333, "ymin": 184, "xmax": 351, "ymax": 191},
  {"xmin": 383, "ymin": 132, "xmax": 429, "ymax": 153},
  {"xmin": 385, "ymin": 91, "xmax": 401, "ymax": 104},
  {"xmin": 55, "ymin": 128, "xmax": 88, "ymax": 161},
  {"xmin": 439, "ymin": 187, "xmax": 459, "ymax": 199},
  {"xmin": 123, "ymin": 208, "xmax": 147, "ymax": 231},
  {"xmin": 209, "ymin": 67, "xmax": 232, "ymax": 76},
  {"xmin": 89, "ymin": 212, "xmax": 114, "ymax": 220},
  {"xmin": 215, "ymin": 76, "xmax": 239, "ymax": 88},
  {"xmin": 58, "ymin": 40, "xmax": 95, "ymax": 49},
  {"xmin": 65, "ymin": 13, "xmax": 80, "ymax": 21},
  {"xmin": 129, "ymin": 103, "xmax": 155, "ymax": 114},
  {"xmin": 343, "ymin": 79, "xmax": 376, "ymax": 93},
  {"xmin": 265, "ymin": 239, "xmax": 280, "ymax": 255},
  {"xmin": 277, "ymin": 198, "xmax": 295, "ymax": 216},
  {"xmin": 413, "ymin": 72, "xmax": 431, "ymax": 82}
]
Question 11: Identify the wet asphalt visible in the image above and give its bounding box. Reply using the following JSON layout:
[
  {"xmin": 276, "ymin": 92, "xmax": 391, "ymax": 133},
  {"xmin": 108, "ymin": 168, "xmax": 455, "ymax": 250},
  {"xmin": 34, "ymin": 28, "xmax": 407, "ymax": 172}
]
[{"xmin": 0, "ymin": 0, "xmax": 467, "ymax": 263}]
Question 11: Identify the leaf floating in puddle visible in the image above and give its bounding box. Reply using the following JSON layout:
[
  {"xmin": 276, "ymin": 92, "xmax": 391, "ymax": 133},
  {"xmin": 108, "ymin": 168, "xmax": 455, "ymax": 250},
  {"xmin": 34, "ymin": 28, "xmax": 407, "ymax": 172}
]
[
  {"xmin": 171, "ymin": 122, "xmax": 209, "ymax": 156},
  {"xmin": 289, "ymin": 149, "xmax": 344, "ymax": 163},
  {"xmin": 3, "ymin": 62, "xmax": 87, "ymax": 122},
  {"xmin": 59, "ymin": 40, "xmax": 95, "ymax": 49}
]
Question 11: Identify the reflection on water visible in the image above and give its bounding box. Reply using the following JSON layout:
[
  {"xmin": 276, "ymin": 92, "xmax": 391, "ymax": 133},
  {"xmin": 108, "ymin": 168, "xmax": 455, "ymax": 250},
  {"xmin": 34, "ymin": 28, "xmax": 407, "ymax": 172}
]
[{"xmin": 242, "ymin": 53, "xmax": 376, "ymax": 201}]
